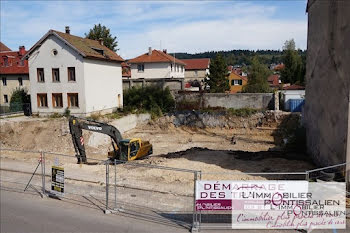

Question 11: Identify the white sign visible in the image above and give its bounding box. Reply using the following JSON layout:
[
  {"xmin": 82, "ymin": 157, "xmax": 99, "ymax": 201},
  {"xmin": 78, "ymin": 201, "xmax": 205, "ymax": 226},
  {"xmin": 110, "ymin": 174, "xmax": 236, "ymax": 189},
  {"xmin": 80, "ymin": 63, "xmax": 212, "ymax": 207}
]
[{"xmin": 231, "ymin": 181, "xmax": 346, "ymax": 230}]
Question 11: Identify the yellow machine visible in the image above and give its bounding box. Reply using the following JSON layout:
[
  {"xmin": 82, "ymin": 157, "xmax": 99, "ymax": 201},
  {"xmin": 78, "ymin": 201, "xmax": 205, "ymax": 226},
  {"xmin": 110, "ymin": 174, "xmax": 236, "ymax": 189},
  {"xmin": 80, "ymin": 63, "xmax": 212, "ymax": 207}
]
[
  {"xmin": 108, "ymin": 138, "xmax": 152, "ymax": 161},
  {"xmin": 69, "ymin": 116, "xmax": 152, "ymax": 163}
]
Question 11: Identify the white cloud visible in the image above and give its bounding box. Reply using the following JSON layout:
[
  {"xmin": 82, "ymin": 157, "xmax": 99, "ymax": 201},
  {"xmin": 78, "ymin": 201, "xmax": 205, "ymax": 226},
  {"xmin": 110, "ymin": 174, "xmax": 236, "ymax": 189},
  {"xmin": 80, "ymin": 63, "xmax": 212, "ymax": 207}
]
[{"xmin": 1, "ymin": 1, "xmax": 307, "ymax": 58}]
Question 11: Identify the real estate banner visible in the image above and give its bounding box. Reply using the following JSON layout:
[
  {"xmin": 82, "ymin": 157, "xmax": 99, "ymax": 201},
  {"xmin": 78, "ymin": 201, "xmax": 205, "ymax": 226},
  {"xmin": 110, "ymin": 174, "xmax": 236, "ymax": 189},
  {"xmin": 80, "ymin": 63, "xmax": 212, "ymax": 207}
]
[
  {"xmin": 51, "ymin": 166, "xmax": 64, "ymax": 196},
  {"xmin": 196, "ymin": 180, "xmax": 346, "ymax": 230},
  {"xmin": 195, "ymin": 180, "xmax": 233, "ymax": 211}
]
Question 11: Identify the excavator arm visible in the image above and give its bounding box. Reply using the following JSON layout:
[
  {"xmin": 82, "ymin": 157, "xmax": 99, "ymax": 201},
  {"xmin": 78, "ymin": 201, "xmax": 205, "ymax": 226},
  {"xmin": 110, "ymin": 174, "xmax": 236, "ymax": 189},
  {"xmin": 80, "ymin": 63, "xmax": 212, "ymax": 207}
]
[{"xmin": 68, "ymin": 116, "xmax": 123, "ymax": 163}]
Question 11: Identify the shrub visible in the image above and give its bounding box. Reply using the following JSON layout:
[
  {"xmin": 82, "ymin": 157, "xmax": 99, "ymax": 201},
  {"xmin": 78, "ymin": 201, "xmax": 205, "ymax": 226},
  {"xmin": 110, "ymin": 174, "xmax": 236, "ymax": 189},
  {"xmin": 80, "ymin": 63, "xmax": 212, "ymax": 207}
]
[
  {"xmin": 88, "ymin": 112, "xmax": 102, "ymax": 121},
  {"xmin": 63, "ymin": 107, "xmax": 70, "ymax": 117},
  {"xmin": 9, "ymin": 88, "xmax": 30, "ymax": 112},
  {"xmin": 49, "ymin": 113, "xmax": 63, "ymax": 118},
  {"xmin": 123, "ymin": 86, "xmax": 175, "ymax": 114}
]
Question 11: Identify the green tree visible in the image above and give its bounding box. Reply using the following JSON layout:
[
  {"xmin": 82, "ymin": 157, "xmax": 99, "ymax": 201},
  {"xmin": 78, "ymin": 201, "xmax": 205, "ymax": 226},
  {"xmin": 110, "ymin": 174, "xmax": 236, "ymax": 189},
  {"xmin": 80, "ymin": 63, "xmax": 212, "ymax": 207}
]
[
  {"xmin": 243, "ymin": 57, "xmax": 271, "ymax": 93},
  {"xmin": 280, "ymin": 39, "xmax": 305, "ymax": 84},
  {"xmin": 205, "ymin": 54, "xmax": 229, "ymax": 93},
  {"xmin": 85, "ymin": 24, "xmax": 118, "ymax": 52},
  {"xmin": 9, "ymin": 88, "xmax": 30, "ymax": 111}
]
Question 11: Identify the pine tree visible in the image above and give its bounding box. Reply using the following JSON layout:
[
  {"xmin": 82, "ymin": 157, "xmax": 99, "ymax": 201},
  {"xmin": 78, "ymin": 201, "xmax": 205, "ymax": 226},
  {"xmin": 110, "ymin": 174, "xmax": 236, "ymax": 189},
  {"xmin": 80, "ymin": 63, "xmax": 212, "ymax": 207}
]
[
  {"xmin": 243, "ymin": 57, "xmax": 271, "ymax": 93},
  {"xmin": 205, "ymin": 54, "xmax": 229, "ymax": 93},
  {"xmin": 85, "ymin": 24, "xmax": 118, "ymax": 52},
  {"xmin": 280, "ymin": 39, "xmax": 305, "ymax": 85}
]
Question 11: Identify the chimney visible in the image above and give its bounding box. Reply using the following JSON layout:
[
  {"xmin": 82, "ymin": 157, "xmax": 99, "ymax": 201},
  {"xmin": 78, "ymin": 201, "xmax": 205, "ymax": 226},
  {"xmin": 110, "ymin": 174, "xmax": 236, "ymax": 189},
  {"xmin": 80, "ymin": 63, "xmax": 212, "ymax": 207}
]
[
  {"xmin": 65, "ymin": 26, "xmax": 70, "ymax": 34},
  {"xmin": 148, "ymin": 47, "xmax": 152, "ymax": 55},
  {"xmin": 98, "ymin": 38, "xmax": 104, "ymax": 46},
  {"xmin": 18, "ymin": 46, "xmax": 25, "ymax": 56},
  {"xmin": 163, "ymin": 49, "xmax": 167, "ymax": 54}
]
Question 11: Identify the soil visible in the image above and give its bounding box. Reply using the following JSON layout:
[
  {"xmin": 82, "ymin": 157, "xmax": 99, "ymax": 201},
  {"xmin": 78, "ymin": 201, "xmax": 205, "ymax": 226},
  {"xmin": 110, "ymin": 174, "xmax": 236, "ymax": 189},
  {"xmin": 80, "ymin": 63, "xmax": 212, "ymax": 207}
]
[{"xmin": 0, "ymin": 113, "xmax": 315, "ymax": 198}]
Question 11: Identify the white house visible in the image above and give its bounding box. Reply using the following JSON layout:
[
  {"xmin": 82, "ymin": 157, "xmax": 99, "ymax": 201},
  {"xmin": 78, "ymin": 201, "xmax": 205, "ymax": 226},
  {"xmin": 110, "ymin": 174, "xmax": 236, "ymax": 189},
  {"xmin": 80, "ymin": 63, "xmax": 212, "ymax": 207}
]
[
  {"xmin": 127, "ymin": 48, "xmax": 185, "ymax": 79},
  {"xmin": 281, "ymin": 84, "xmax": 305, "ymax": 111},
  {"xmin": 23, "ymin": 27, "xmax": 124, "ymax": 116}
]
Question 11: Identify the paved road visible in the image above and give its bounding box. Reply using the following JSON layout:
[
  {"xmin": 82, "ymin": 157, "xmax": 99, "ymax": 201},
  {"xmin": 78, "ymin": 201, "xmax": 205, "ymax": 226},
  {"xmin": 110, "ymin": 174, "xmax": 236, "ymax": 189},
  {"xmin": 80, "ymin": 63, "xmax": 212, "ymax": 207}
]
[
  {"xmin": 1, "ymin": 187, "xmax": 349, "ymax": 233},
  {"xmin": 0, "ymin": 189, "xmax": 189, "ymax": 233}
]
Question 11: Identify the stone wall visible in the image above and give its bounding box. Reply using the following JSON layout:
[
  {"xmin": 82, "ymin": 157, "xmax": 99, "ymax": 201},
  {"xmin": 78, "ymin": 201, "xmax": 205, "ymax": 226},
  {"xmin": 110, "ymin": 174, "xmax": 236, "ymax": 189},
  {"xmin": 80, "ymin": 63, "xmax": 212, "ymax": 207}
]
[
  {"xmin": 123, "ymin": 78, "xmax": 184, "ymax": 92},
  {"xmin": 305, "ymin": 0, "xmax": 350, "ymax": 166},
  {"xmin": 175, "ymin": 92, "xmax": 274, "ymax": 110}
]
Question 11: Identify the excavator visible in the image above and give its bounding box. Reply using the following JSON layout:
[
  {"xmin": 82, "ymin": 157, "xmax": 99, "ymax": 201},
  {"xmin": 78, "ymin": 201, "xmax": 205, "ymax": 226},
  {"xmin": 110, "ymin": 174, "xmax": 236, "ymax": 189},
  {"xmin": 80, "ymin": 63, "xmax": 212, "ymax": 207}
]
[{"xmin": 69, "ymin": 116, "xmax": 152, "ymax": 164}]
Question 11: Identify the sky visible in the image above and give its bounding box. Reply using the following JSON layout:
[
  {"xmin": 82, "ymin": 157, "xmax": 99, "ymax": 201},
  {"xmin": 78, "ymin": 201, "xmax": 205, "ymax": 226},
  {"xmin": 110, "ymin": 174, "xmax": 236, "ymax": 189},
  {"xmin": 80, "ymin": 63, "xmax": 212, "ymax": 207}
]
[{"xmin": 1, "ymin": 0, "xmax": 308, "ymax": 59}]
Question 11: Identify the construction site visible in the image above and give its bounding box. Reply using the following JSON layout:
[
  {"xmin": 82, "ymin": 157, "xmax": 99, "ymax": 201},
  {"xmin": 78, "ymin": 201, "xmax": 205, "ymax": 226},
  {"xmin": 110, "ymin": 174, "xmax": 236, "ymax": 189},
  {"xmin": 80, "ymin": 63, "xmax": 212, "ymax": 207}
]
[{"xmin": 0, "ymin": 112, "xmax": 315, "ymax": 199}]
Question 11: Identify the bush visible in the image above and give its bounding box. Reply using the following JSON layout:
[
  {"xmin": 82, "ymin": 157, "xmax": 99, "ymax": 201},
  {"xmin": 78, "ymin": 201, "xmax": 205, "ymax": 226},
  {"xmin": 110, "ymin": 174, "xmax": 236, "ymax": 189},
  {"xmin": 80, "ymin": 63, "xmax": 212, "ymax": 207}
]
[
  {"xmin": 9, "ymin": 88, "xmax": 30, "ymax": 112},
  {"xmin": 63, "ymin": 107, "xmax": 70, "ymax": 117},
  {"xmin": 123, "ymin": 86, "xmax": 175, "ymax": 115},
  {"xmin": 49, "ymin": 113, "xmax": 63, "ymax": 118}
]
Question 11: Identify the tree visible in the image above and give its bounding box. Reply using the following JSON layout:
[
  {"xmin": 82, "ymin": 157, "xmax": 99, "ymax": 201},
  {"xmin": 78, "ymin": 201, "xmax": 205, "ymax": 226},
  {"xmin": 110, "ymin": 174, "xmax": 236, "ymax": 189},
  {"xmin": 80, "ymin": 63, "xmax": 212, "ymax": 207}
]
[
  {"xmin": 9, "ymin": 88, "xmax": 30, "ymax": 111},
  {"xmin": 280, "ymin": 39, "xmax": 305, "ymax": 85},
  {"xmin": 243, "ymin": 57, "xmax": 271, "ymax": 93},
  {"xmin": 205, "ymin": 54, "xmax": 229, "ymax": 93},
  {"xmin": 85, "ymin": 24, "xmax": 118, "ymax": 52}
]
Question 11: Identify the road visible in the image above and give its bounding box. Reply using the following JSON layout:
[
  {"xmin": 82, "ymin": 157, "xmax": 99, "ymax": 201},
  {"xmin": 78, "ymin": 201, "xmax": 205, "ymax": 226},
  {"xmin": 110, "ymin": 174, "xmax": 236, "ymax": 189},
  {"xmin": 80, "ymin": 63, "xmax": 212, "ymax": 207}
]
[
  {"xmin": 1, "ymin": 185, "xmax": 349, "ymax": 233},
  {"xmin": 0, "ymin": 189, "xmax": 188, "ymax": 233}
]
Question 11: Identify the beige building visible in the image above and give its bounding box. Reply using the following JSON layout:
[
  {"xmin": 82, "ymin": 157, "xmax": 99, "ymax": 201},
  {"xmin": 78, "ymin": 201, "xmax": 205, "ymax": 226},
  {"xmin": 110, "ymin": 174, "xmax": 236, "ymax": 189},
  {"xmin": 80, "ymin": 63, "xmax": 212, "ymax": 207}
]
[
  {"xmin": 181, "ymin": 58, "xmax": 210, "ymax": 90},
  {"xmin": 0, "ymin": 43, "xmax": 29, "ymax": 105}
]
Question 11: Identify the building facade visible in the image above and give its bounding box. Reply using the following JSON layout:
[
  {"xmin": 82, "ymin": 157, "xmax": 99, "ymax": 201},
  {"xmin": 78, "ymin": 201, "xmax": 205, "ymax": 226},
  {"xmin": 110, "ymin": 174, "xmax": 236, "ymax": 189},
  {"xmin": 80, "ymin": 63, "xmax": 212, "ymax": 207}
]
[
  {"xmin": 24, "ymin": 27, "xmax": 124, "ymax": 116},
  {"xmin": 0, "ymin": 44, "xmax": 29, "ymax": 106},
  {"xmin": 228, "ymin": 72, "xmax": 247, "ymax": 93},
  {"xmin": 128, "ymin": 48, "xmax": 185, "ymax": 79}
]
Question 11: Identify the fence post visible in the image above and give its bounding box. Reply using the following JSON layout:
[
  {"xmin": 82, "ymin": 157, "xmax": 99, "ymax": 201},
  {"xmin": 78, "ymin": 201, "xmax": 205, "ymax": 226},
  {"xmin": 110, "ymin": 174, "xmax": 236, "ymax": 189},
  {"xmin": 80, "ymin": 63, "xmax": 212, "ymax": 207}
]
[
  {"xmin": 306, "ymin": 171, "xmax": 310, "ymax": 181},
  {"xmin": 104, "ymin": 161, "xmax": 110, "ymax": 214},
  {"xmin": 192, "ymin": 171, "xmax": 199, "ymax": 232},
  {"xmin": 114, "ymin": 159, "xmax": 117, "ymax": 210},
  {"xmin": 41, "ymin": 151, "xmax": 46, "ymax": 197}
]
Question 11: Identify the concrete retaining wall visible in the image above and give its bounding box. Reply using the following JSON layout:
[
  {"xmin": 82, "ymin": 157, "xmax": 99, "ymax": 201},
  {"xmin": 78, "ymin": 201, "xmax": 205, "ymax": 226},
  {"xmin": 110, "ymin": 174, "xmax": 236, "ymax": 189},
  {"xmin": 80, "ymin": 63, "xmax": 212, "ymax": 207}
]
[
  {"xmin": 123, "ymin": 78, "xmax": 184, "ymax": 92},
  {"xmin": 88, "ymin": 113, "xmax": 151, "ymax": 148},
  {"xmin": 175, "ymin": 92, "xmax": 274, "ymax": 109}
]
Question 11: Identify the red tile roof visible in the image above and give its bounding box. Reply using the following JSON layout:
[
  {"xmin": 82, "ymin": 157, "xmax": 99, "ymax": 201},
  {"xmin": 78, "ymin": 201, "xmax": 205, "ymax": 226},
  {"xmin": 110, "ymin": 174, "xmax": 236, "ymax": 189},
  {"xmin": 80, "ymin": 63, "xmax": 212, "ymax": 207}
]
[
  {"xmin": 25, "ymin": 30, "xmax": 124, "ymax": 63},
  {"xmin": 128, "ymin": 50, "xmax": 186, "ymax": 65},
  {"xmin": 274, "ymin": 63, "xmax": 285, "ymax": 71},
  {"xmin": 283, "ymin": 84, "xmax": 305, "ymax": 90},
  {"xmin": 0, "ymin": 42, "xmax": 12, "ymax": 52},
  {"xmin": 268, "ymin": 74, "xmax": 280, "ymax": 87},
  {"xmin": 181, "ymin": 58, "xmax": 210, "ymax": 70},
  {"xmin": 0, "ymin": 50, "xmax": 29, "ymax": 75}
]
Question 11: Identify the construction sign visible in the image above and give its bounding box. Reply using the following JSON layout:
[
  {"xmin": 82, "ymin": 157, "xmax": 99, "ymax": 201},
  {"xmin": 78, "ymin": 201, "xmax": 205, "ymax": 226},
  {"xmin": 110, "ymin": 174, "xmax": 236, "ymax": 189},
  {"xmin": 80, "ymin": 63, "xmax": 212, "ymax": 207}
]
[{"xmin": 51, "ymin": 166, "xmax": 64, "ymax": 196}]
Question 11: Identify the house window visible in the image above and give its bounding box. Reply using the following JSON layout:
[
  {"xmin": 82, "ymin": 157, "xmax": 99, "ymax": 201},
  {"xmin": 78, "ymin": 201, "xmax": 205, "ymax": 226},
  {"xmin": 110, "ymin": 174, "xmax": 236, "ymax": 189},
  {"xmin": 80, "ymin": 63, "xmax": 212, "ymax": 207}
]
[
  {"xmin": 68, "ymin": 67, "xmax": 76, "ymax": 81},
  {"xmin": 137, "ymin": 64, "xmax": 144, "ymax": 72},
  {"xmin": 2, "ymin": 77, "xmax": 7, "ymax": 86},
  {"xmin": 19, "ymin": 60, "xmax": 24, "ymax": 66},
  {"xmin": 194, "ymin": 71, "xmax": 198, "ymax": 76},
  {"xmin": 37, "ymin": 93, "xmax": 48, "ymax": 107},
  {"xmin": 52, "ymin": 68, "xmax": 60, "ymax": 82},
  {"xmin": 171, "ymin": 64, "xmax": 173, "ymax": 72},
  {"xmin": 37, "ymin": 68, "xmax": 45, "ymax": 82},
  {"xmin": 18, "ymin": 77, "xmax": 23, "ymax": 86},
  {"xmin": 4, "ymin": 57, "xmax": 8, "ymax": 67},
  {"xmin": 231, "ymin": 80, "xmax": 243, "ymax": 86},
  {"xmin": 4, "ymin": 95, "xmax": 8, "ymax": 103},
  {"xmin": 181, "ymin": 66, "xmax": 184, "ymax": 72},
  {"xmin": 52, "ymin": 93, "xmax": 63, "ymax": 108},
  {"xmin": 67, "ymin": 93, "xmax": 79, "ymax": 108}
]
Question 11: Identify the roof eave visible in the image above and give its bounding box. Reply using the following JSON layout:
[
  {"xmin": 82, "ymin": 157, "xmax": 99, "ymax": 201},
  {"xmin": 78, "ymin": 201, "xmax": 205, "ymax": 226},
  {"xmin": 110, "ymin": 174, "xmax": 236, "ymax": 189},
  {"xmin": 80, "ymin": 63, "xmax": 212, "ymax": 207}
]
[{"xmin": 22, "ymin": 30, "xmax": 86, "ymax": 60}]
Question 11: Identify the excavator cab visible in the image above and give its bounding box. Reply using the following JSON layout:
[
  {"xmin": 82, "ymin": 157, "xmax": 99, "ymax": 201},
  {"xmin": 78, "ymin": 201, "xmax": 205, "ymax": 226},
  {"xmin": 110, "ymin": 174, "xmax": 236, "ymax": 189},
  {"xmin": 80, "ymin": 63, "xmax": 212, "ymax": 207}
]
[{"xmin": 108, "ymin": 138, "xmax": 152, "ymax": 161}]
